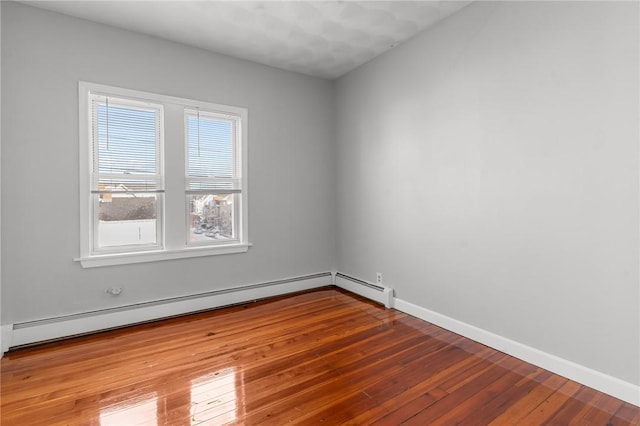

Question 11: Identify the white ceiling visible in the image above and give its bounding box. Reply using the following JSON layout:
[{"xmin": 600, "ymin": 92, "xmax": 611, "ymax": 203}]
[{"xmin": 24, "ymin": 1, "xmax": 472, "ymax": 80}]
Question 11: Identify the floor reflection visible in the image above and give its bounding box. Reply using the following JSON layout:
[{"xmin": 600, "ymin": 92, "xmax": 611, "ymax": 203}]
[
  {"xmin": 99, "ymin": 392, "xmax": 158, "ymax": 425},
  {"xmin": 96, "ymin": 367, "xmax": 243, "ymax": 425},
  {"xmin": 190, "ymin": 367, "xmax": 239, "ymax": 425}
]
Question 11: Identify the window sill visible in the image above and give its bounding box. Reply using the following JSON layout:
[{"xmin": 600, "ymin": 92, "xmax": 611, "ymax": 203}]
[{"xmin": 75, "ymin": 243, "xmax": 252, "ymax": 268}]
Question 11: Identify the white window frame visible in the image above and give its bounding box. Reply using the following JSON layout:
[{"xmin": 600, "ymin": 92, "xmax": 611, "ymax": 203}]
[
  {"xmin": 184, "ymin": 109, "xmax": 243, "ymax": 247},
  {"xmin": 89, "ymin": 94, "xmax": 165, "ymax": 255},
  {"xmin": 77, "ymin": 82, "xmax": 250, "ymax": 268}
]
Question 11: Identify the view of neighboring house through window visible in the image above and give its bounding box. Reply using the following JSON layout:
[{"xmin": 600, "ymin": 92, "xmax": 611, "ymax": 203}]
[
  {"xmin": 79, "ymin": 82, "xmax": 249, "ymax": 267},
  {"xmin": 91, "ymin": 95, "xmax": 163, "ymax": 252}
]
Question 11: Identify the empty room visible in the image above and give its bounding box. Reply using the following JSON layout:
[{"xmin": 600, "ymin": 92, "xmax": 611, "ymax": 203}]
[{"xmin": 1, "ymin": 0, "xmax": 639, "ymax": 424}]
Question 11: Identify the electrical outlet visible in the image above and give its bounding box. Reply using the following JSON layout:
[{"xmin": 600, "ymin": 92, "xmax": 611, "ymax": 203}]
[
  {"xmin": 376, "ymin": 272, "xmax": 383, "ymax": 285},
  {"xmin": 106, "ymin": 287, "xmax": 122, "ymax": 295}
]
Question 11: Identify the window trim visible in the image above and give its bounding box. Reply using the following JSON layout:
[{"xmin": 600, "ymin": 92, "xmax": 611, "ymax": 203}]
[
  {"xmin": 77, "ymin": 81, "xmax": 250, "ymax": 268},
  {"xmin": 76, "ymin": 244, "xmax": 251, "ymax": 268}
]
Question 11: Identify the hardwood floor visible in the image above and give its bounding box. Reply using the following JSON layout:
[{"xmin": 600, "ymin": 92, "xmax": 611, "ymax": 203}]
[{"xmin": 1, "ymin": 287, "xmax": 638, "ymax": 425}]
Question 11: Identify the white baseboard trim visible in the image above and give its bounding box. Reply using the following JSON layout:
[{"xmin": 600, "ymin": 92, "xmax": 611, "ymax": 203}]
[
  {"xmin": 1, "ymin": 324, "xmax": 13, "ymax": 355},
  {"xmin": 7, "ymin": 272, "xmax": 332, "ymax": 350},
  {"xmin": 334, "ymin": 272, "xmax": 393, "ymax": 308},
  {"xmin": 394, "ymin": 297, "xmax": 640, "ymax": 407}
]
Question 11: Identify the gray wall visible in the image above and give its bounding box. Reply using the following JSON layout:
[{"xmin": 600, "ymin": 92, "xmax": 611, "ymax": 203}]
[
  {"xmin": 1, "ymin": 2, "xmax": 336, "ymax": 323},
  {"xmin": 335, "ymin": 1, "xmax": 639, "ymax": 385}
]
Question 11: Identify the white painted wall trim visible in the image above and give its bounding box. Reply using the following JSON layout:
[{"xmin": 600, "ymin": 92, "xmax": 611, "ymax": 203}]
[
  {"xmin": 8, "ymin": 272, "xmax": 332, "ymax": 350},
  {"xmin": 334, "ymin": 272, "xmax": 394, "ymax": 308},
  {"xmin": 394, "ymin": 297, "xmax": 640, "ymax": 407},
  {"xmin": 1, "ymin": 325, "xmax": 12, "ymax": 355}
]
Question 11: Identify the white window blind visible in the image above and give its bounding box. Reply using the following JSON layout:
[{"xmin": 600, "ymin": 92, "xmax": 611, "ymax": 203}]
[
  {"xmin": 185, "ymin": 109, "xmax": 241, "ymax": 194},
  {"xmin": 90, "ymin": 94, "xmax": 164, "ymax": 194}
]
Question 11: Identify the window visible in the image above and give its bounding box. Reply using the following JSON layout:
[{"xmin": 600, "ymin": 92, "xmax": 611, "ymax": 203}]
[
  {"xmin": 90, "ymin": 95, "xmax": 164, "ymax": 252},
  {"xmin": 78, "ymin": 82, "xmax": 249, "ymax": 267},
  {"xmin": 185, "ymin": 109, "xmax": 242, "ymax": 245}
]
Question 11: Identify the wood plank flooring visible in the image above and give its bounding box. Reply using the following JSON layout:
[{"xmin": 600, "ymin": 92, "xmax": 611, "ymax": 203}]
[{"xmin": 1, "ymin": 287, "xmax": 638, "ymax": 425}]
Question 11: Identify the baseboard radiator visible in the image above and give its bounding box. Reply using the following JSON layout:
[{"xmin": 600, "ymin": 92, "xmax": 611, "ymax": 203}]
[
  {"xmin": 4, "ymin": 272, "xmax": 333, "ymax": 351},
  {"xmin": 333, "ymin": 272, "xmax": 394, "ymax": 308}
]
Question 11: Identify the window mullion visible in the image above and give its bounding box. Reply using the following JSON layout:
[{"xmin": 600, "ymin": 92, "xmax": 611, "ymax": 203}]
[{"xmin": 163, "ymin": 103, "xmax": 187, "ymax": 250}]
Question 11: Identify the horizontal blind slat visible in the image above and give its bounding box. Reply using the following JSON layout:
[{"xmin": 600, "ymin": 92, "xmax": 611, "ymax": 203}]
[
  {"xmin": 91, "ymin": 189, "xmax": 165, "ymax": 194},
  {"xmin": 90, "ymin": 94, "xmax": 163, "ymax": 192},
  {"xmin": 185, "ymin": 189, "xmax": 240, "ymax": 195}
]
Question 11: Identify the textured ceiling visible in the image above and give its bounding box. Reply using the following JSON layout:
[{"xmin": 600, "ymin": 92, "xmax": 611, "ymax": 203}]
[{"xmin": 23, "ymin": 1, "xmax": 472, "ymax": 80}]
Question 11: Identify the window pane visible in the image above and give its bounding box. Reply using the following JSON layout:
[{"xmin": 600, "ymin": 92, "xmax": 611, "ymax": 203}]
[
  {"xmin": 188, "ymin": 194, "xmax": 236, "ymax": 244},
  {"xmin": 186, "ymin": 114, "xmax": 234, "ymax": 179},
  {"xmin": 96, "ymin": 193, "xmax": 158, "ymax": 248}
]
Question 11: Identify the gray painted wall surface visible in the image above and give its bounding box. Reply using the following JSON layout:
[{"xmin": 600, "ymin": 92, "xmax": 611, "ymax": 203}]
[
  {"xmin": 335, "ymin": 2, "xmax": 639, "ymax": 385},
  {"xmin": 1, "ymin": 2, "xmax": 336, "ymax": 323}
]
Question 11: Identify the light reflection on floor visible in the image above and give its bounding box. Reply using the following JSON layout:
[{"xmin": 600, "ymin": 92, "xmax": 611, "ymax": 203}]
[
  {"xmin": 99, "ymin": 392, "xmax": 158, "ymax": 426},
  {"xmin": 96, "ymin": 368, "xmax": 240, "ymax": 426},
  {"xmin": 190, "ymin": 367, "xmax": 238, "ymax": 424}
]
